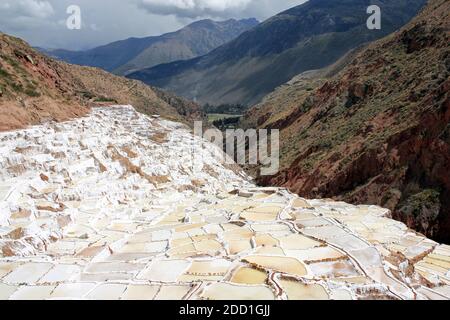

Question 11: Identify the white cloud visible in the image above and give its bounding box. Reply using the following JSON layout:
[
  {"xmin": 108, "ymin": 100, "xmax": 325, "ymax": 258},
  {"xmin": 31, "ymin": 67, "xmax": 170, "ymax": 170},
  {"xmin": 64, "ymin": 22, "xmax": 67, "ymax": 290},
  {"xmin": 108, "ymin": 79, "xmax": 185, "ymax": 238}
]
[
  {"xmin": 0, "ymin": 0, "xmax": 306, "ymax": 50},
  {"xmin": 0, "ymin": 0, "xmax": 54, "ymax": 31},
  {"xmin": 0, "ymin": 0, "xmax": 54, "ymax": 19},
  {"xmin": 140, "ymin": 0, "xmax": 254, "ymax": 18}
]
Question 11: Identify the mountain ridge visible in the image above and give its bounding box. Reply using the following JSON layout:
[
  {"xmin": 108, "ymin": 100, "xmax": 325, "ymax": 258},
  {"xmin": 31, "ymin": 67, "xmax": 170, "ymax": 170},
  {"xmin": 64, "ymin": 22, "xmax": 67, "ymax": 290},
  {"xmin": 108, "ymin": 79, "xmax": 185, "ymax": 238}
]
[
  {"xmin": 129, "ymin": 0, "xmax": 427, "ymax": 107},
  {"xmin": 40, "ymin": 18, "xmax": 259, "ymax": 76}
]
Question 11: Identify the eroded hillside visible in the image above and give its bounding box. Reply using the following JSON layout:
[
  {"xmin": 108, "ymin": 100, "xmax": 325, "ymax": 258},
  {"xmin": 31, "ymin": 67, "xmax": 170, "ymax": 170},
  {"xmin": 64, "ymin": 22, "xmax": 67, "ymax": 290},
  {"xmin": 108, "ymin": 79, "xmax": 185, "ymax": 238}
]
[
  {"xmin": 43, "ymin": 18, "xmax": 259, "ymax": 76},
  {"xmin": 0, "ymin": 33, "xmax": 203, "ymax": 132},
  {"xmin": 244, "ymin": 0, "xmax": 450, "ymax": 242}
]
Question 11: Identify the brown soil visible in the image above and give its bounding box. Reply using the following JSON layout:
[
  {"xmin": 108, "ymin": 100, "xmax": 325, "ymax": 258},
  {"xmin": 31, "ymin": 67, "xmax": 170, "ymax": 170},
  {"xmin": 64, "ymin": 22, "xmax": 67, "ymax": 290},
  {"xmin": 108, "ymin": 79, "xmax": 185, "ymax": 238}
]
[{"xmin": 0, "ymin": 33, "xmax": 203, "ymax": 132}]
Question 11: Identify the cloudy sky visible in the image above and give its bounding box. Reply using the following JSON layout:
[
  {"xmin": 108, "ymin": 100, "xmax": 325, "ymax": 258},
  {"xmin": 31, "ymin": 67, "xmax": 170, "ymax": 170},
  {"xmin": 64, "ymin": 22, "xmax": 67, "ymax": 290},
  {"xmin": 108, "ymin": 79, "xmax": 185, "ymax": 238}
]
[{"xmin": 0, "ymin": 0, "xmax": 307, "ymax": 51}]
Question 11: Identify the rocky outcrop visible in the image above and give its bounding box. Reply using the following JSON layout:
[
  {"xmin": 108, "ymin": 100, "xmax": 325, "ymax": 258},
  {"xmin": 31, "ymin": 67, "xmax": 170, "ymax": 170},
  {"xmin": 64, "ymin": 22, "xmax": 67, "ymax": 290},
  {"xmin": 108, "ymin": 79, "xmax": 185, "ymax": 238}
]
[{"xmin": 245, "ymin": 0, "xmax": 450, "ymax": 242}]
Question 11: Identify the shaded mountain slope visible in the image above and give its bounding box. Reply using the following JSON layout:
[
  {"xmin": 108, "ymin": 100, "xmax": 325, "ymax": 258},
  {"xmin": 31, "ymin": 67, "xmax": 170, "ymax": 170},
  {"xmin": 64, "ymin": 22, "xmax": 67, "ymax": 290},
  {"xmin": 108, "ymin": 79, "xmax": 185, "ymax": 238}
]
[
  {"xmin": 0, "ymin": 32, "xmax": 203, "ymax": 131},
  {"xmin": 41, "ymin": 19, "xmax": 258, "ymax": 76},
  {"xmin": 129, "ymin": 0, "xmax": 426, "ymax": 106},
  {"xmin": 243, "ymin": 0, "xmax": 450, "ymax": 242}
]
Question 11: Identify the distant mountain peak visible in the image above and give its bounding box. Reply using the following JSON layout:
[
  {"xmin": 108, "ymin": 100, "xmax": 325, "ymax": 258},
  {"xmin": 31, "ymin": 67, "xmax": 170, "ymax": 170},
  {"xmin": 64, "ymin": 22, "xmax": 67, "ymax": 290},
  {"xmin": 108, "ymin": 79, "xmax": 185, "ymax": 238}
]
[
  {"xmin": 39, "ymin": 18, "xmax": 258, "ymax": 76},
  {"xmin": 128, "ymin": 0, "xmax": 427, "ymax": 106},
  {"xmin": 0, "ymin": 32, "xmax": 202, "ymax": 131}
]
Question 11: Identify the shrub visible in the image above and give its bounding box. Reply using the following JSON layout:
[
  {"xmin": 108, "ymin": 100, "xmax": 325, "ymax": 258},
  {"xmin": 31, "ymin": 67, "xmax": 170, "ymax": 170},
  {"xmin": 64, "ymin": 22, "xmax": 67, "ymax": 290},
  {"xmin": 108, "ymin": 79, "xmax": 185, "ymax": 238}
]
[{"xmin": 0, "ymin": 67, "xmax": 11, "ymax": 79}]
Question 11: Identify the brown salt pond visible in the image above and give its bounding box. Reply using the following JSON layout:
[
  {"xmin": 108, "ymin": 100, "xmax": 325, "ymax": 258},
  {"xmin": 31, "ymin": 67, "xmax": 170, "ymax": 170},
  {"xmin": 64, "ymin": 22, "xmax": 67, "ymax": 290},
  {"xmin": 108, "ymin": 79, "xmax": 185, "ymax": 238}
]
[
  {"xmin": 280, "ymin": 279, "xmax": 329, "ymax": 300},
  {"xmin": 230, "ymin": 266, "xmax": 268, "ymax": 285},
  {"xmin": 243, "ymin": 255, "xmax": 307, "ymax": 276},
  {"xmin": 279, "ymin": 234, "xmax": 322, "ymax": 250},
  {"xmin": 201, "ymin": 283, "xmax": 275, "ymax": 300}
]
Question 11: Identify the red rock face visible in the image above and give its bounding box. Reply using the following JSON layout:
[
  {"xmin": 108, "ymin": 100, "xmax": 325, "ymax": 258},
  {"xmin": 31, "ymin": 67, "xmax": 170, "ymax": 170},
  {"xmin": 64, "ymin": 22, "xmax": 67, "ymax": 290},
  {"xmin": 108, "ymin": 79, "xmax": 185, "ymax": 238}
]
[{"xmin": 251, "ymin": 0, "xmax": 450, "ymax": 242}]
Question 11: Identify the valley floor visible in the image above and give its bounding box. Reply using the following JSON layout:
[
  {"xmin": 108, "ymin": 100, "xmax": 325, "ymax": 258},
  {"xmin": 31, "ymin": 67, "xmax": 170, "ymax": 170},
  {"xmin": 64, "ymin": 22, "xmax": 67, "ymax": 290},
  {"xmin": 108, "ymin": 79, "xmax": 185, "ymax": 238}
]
[{"xmin": 0, "ymin": 106, "xmax": 449, "ymax": 300}]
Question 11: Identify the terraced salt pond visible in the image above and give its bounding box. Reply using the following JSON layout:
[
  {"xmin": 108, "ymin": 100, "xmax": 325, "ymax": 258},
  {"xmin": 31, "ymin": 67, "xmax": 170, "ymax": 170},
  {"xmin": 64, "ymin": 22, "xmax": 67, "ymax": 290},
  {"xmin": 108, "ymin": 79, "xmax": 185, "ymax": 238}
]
[{"xmin": 0, "ymin": 105, "xmax": 449, "ymax": 300}]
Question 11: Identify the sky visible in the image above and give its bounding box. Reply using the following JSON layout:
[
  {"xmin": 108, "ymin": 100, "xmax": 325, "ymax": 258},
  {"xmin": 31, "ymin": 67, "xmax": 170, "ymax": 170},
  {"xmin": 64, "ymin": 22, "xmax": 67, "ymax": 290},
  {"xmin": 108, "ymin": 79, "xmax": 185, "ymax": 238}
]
[{"xmin": 0, "ymin": 0, "xmax": 307, "ymax": 51}]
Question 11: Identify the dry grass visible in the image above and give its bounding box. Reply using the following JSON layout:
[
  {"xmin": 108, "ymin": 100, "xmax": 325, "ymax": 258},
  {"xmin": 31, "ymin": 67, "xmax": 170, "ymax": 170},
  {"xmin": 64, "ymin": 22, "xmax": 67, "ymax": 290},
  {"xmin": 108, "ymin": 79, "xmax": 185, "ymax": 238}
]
[
  {"xmin": 203, "ymin": 164, "xmax": 219, "ymax": 178},
  {"xmin": 13, "ymin": 146, "xmax": 33, "ymax": 154},
  {"xmin": 177, "ymin": 185, "xmax": 197, "ymax": 192},
  {"xmin": 7, "ymin": 164, "xmax": 26, "ymax": 175},
  {"xmin": 151, "ymin": 131, "xmax": 169, "ymax": 144},
  {"xmin": 108, "ymin": 146, "xmax": 170, "ymax": 186},
  {"xmin": 0, "ymin": 32, "xmax": 203, "ymax": 132},
  {"xmin": 92, "ymin": 154, "xmax": 108, "ymax": 173},
  {"xmin": 37, "ymin": 203, "xmax": 66, "ymax": 213},
  {"xmin": 191, "ymin": 179, "xmax": 206, "ymax": 188},
  {"xmin": 51, "ymin": 151, "xmax": 66, "ymax": 159},
  {"xmin": 121, "ymin": 146, "xmax": 138, "ymax": 158}
]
